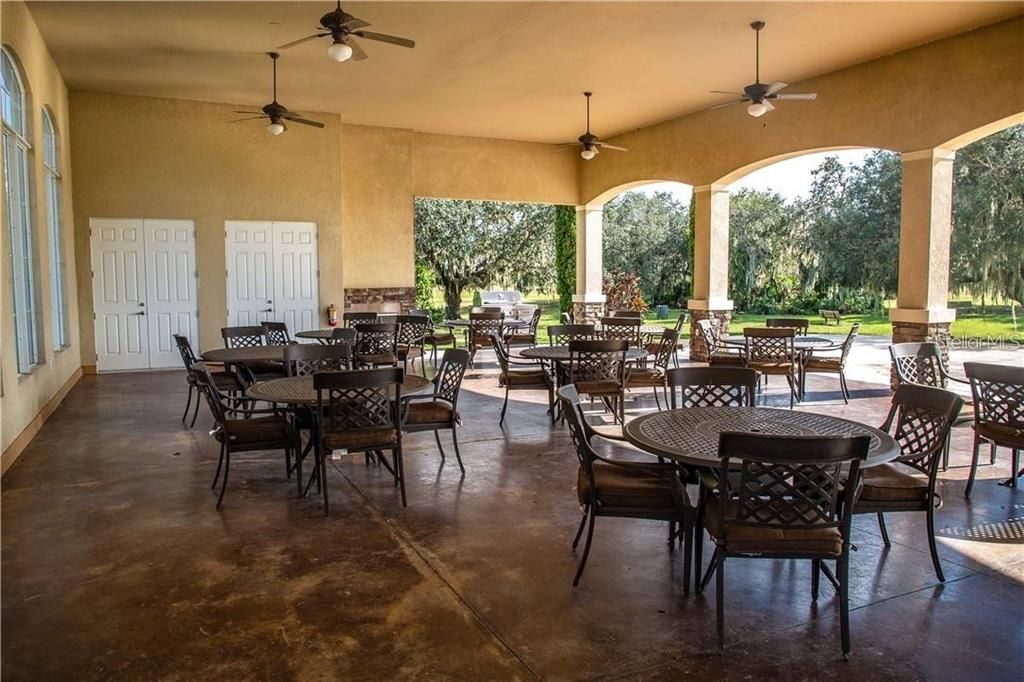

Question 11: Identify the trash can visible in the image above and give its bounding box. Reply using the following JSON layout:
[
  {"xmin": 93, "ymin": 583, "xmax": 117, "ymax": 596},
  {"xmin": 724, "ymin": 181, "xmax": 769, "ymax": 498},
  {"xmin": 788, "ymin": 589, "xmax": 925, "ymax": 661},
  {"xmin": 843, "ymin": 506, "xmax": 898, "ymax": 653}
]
[{"xmin": 655, "ymin": 305, "xmax": 669, "ymax": 319}]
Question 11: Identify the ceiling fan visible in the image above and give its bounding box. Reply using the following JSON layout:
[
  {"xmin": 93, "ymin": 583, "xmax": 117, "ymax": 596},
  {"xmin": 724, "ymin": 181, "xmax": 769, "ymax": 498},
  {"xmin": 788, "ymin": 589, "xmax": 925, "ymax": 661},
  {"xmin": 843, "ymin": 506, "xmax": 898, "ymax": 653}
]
[
  {"xmin": 566, "ymin": 92, "xmax": 628, "ymax": 160},
  {"xmin": 709, "ymin": 21, "xmax": 817, "ymax": 117},
  {"xmin": 231, "ymin": 53, "xmax": 324, "ymax": 136},
  {"xmin": 278, "ymin": 1, "xmax": 415, "ymax": 63}
]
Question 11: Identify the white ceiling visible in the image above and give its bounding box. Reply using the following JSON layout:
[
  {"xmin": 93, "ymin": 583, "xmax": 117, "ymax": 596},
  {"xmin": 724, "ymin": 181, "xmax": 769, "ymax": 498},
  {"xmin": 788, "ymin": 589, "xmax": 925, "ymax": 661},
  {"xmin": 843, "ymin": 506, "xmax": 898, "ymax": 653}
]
[{"xmin": 25, "ymin": 1, "xmax": 1024, "ymax": 143}]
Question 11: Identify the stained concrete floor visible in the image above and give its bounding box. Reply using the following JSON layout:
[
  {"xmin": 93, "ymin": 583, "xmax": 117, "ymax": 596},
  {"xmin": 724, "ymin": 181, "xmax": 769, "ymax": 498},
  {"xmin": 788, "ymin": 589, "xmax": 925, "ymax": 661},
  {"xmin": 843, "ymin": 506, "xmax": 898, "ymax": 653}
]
[{"xmin": 3, "ymin": 348, "xmax": 1022, "ymax": 680}]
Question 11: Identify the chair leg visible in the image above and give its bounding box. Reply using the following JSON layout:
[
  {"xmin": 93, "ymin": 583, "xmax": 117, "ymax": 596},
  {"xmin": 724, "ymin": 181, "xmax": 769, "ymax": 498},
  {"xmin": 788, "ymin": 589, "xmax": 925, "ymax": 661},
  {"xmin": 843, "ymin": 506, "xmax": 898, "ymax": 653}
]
[
  {"xmin": 571, "ymin": 507, "xmax": 589, "ymax": 550},
  {"xmin": 181, "ymin": 384, "xmax": 193, "ymax": 422},
  {"xmin": 839, "ymin": 371, "xmax": 850, "ymax": 404},
  {"xmin": 811, "ymin": 559, "xmax": 821, "ymax": 600},
  {"xmin": 215, "ymin": 449, "xmax": 231, "ymax": 509},
  {"xmin": 966, "ymin": 435, "xmax": 982, "ymax": 498},
  {"xmin": 211, "ymin": 441, "xmax": 225, "ymax": 489},
  {"xmin": 320, "ymin": 444, "xmax": 330, "ymax": 516},
  {"xmin": 682, "ymin": 513, "xmax": 693, "ymax": 595},
  {"xmin": 990, "ymin": 442, "xmax": 997, "ymax": 465},
  {"xmin": 877, "ymin": 512, "xmax": 891, "ymax": 547},
  {"xmin": 296, "ymin": 439, "xmax": 305, "ymax": 498},
  {"xmin": 839, "ymin": 553, "xmax": 851, "ymax": 660},
  {"xmin": 652, "ymin": 386, "xmax": 662, "ymax": 411},
  {"xmin": 572, "ymin": 508, "xmax": 596, "ymax": 587},
  {"xmin": 1010, "ymin": 449, "xmax": 1020, "ymax": 488},
  {"xmin": 433, "ymin": 429, "xmax": 447, "ymax": 462},
  {"xmin": 396, "ymin": 448, "xmax": 407, "ymax": 507},
  {"xmin": 699, "ymin": 547, "xmax": 719, "ymax": 593},
  {"xmin": 190, "ymin": 393, "xmax": 201, "ymax": 428},
  {"xmin": 694, "ymin": 507, "xmax": 705, "ymax": 594},
  {"xmin": 926, "ymin": 500, "xmax": 945, "ymax": 582},
  {"xmin": 499, "ymin": 385, "xmax": 510, "ymax": 425},
  {"xmin": 715, "ymin": 553, "xmax": 726, "ymax": 653},
  {"xmin": 451, "ymin": 427, "xmax": 466, "ymax": 475}
]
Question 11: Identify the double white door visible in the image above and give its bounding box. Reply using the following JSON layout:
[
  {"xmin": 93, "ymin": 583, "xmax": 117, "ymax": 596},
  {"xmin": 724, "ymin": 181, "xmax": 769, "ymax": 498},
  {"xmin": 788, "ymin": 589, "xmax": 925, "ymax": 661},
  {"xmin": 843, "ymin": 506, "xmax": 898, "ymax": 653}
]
[
  {"xmin": 90, "ymin": 218, "xmax": 198, "ymax": 371},
  {"xmin": 225, "ymin": 221, "xmax": 319, "ymax": 332}
]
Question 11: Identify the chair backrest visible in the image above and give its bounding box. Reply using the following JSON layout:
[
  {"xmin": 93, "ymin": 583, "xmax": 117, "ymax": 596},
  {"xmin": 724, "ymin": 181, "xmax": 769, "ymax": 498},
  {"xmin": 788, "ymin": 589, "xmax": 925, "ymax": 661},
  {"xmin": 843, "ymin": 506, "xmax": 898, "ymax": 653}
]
[
  {"xmin": 649, "ymin": 329, "xmax": 679, "ymax": 372},
  {"xmin": 221, "ymin": 326, "xmax": 265, "ymax": 348},
  {"xmin": 716, "ymin": 432, "xmax": 869, "ymax": 537},
  {"xmin": 525, "ymin": 307, "xmax": 542, "ymax": 335},
  {"xmin": 330, "ymin": 327, "xmax": 357, "ymax": 345},
  {"xmin": 743, "ymin": 327, "xmax": 795, "ymax": 365},
  {"xmin": 343, "ymin": 311, "xmax": 378, "ymax": 327},
  {"xmin": 609, "ymin": 310, "xmax": 643, "ymax": 319},
  {"xmin": 173, "ymin": 334, "xmax": 197, "ymax": 368},
  {"xmin": 557, "ymin": 385, "xmax": 599, "ymax": 487},
  {"xmin": 354, "ymin": 323, "xmax": 398, "ymax": 355},
  {"xmin": 880, "ymin": 383, "xmax": 963, "ymax": 479},
  {"xmin": 315, "ymin": 367, "xmax": 403, "ymax": 434},
  {"xmin": 489, "ymin": 333, "xmax": 512, "ymax": 373},
  {"xmin": 837, "ymin": 323, "xmax": 861, "ymax": 365},
  {"xmin": 548, "ymin": 324, "xmax": 596, "ymax": 346},
  {"xmin": 433, "ymin": 348, "xmax": 470, "ymax": 406},
  {"xmin": 890, "ymin": 342, "xmax": 947, "ymax": 387},
  {"xmin": 568, "ymin": 339, "xmax": 628, "ymax": 384},
  {"xmin": 409, "ymin": 308, "xmax": 434, "ymax": 323},
  {"xmin": 673, "ymin": 313, "xmax": 689, "ymax": 334},
  {"xmin": 666, "ymin": 366, "xmax": 757, "ymax": 408},
  {"xmin": 560, "ymin": 311, "xmax": 574, "ymax": 325},
  {"xmin": 396, "ymin": 315, "xmax": 430, "ymax": 346},
  {"xmin": 261, "ymin": 321, "xmax": 292, "ymax": 345},
  {"xmin": 191, "ymin": 362, "xmax": 227, "ymax": 428},
  {"xmin": 284, "ymin": 344, "xmax": 352, "ymax": 376},
  {"xmin": 964, "ymin": 362, "xmax": 1024, "ymax": 430},
  {"xmin": 696, "ymin": 318, "xmax": 722, "ymax": 354},
  {"xmin": 766, "ymin": 318, "xmax": 810, "ymax": 335},
  {"xmin": 471, "ymin": 306, "xmax": 503, "ymax": 315},
  {"xmin": 600, "ymin": 316, "xmax": 642, "ymax": 345},
  {"xmin": 469, "ymin": 312, "xmax": 504, "ymax": 341}
]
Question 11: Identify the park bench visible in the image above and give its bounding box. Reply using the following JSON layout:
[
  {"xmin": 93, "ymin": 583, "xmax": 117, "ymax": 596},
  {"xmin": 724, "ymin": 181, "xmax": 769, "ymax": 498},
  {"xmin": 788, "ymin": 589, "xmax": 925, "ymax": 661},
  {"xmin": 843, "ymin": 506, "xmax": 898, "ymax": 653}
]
[{"xmin": 820, "ymin": 309, "xmax": 843, "ymax": 325}]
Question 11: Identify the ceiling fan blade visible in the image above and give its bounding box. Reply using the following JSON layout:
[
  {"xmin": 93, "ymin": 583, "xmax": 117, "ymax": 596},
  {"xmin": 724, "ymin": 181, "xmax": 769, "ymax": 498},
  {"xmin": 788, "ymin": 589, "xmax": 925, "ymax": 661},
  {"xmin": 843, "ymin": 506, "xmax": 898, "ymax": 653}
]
[
  {"xmin": 763, "ymin": 99, "xmax": 776, "ymax": 112},
  {"xmin": 233, "ymin": 111, "xmax": 263, "ymax": 115},
  {"xmin": 352, "ymin": 30, "xmax": 415, "ymax": 48},
  {"xmin": 343, "ymin": 18, "xmax": 370, "ymax": 30},
  {"xmin": 707, "ymin": 98, "xmax": 746, "ymax": 111},
  {"xmin": 230, "ymin": 116, "xmax": 266, "ymax": 123},
  {"xmin": 348, "ymin": 38, "xmax": 369, "ymax": 61},
  {"xmin": 285, "ymin": 116, "xmax": 325, "ymax": 128},
  {"xmin": 709, "ymin": 90, "xmax": 744, "ymax": 96},
  {"xmin": 766, "ymin": 81, "xmax": 788, "ymax": 95},
  {"xmin": 773, "ymin": 92, "xmax": 817, "ymax": 100},
  {"xmin": 278, "ymin": 33, "xmax": 329, "ymax": 50},
  {"xmin": 596, "ymin": 143, "xmax": 629, "ymax": 152}
]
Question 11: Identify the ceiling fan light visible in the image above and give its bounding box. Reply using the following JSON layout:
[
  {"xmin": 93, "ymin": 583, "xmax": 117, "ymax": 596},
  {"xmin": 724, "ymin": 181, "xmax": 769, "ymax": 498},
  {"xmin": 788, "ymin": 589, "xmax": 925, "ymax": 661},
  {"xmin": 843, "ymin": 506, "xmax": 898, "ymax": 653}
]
[
  {"xmin": 327, "ymin": 41, "xmax": 353, "ymax": 62},
  {"xmin": 267, "ymin": 121, "xmax": 286, "ymax": 136},
  {"xmin": 580, "ymin": 147, "xmax": 598, "ymax": 160},
  {"xmin": 747, "ymin": 101, "xmax": 769, "ymax": 118}
]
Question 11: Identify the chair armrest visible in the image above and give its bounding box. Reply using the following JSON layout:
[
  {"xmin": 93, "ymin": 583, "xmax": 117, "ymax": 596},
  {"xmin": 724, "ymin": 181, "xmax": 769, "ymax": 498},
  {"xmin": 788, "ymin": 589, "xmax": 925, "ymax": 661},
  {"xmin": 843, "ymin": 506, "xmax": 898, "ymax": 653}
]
[{"xmin": 592, "ymin": 452, "xmax": 679, "ymax": 472}]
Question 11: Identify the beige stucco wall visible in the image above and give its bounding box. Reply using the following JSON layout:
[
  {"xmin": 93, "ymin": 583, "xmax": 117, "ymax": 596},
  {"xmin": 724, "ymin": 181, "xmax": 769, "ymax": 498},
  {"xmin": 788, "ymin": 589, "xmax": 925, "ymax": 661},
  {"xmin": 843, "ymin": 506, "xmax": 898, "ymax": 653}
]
[
  {"xmin": 1, "ymin": 1, "xmax": 81, "ymax": 459},
  {"xmin": 580, "ymin": 16, "xmax": 1024, "ymax": 204}
]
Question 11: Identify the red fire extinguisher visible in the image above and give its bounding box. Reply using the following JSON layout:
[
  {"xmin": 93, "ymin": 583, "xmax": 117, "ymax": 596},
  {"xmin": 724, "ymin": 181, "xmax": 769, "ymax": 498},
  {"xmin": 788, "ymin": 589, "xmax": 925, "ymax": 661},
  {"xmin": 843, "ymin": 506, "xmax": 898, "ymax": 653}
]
[{"xmin": 327, "ymin": 303, "xmax": 338, "ymax": 327}]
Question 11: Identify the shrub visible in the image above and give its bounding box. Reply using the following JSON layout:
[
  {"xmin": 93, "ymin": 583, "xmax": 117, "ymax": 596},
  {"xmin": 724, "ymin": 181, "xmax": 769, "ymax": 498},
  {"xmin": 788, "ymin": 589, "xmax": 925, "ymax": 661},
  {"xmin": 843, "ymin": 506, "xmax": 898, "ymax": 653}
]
[
  {"xmin": 603, "ymin": 270, "xmax": 648, "ymax": 312},
  {"xmin": 554, "ymin": 205, "xmax": 576, "ymax": 313}
]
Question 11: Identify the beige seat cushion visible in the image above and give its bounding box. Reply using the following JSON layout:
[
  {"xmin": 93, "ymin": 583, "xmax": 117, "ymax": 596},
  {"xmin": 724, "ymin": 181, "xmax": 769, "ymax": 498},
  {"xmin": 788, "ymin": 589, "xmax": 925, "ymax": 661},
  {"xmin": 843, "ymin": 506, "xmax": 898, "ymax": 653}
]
[
  {"xmin": 859, "ymin": 464, "xmax": 930, "ymax": 503},
  {"xmin": 704, "ymin": 498, "xmax": 843, "ymax": 556},
  {"xmin": 575, "ymin": 379, "xmax": 622, "ymax": 396},
  {"xmin": 976, "ymin": 422, "xmax": 1024, "ymax": 448},
  {"xmin": 223, "ymin": 416, "xmax": 293, "ymax": 449},
  {"xmin": 804, "ymin": 357, "xmax": 842, "ymax": 370},
  {"xmin": 324, "ymin": 427, "xmax": 398, "ymax": 451},
  {"xmin": 708, "ymin": 353, "xmax": 745, "ymax": 366},
  {"xmin": 405, "ymin": 401, "xmax": 454, "ymax": 425},
  {"xmin": 501, "ymin": 369, "xmax": 550, "ymax": 387},
  {"xmin": 578, "ymin": 461, "xmax": 686, "ymax": 510},
  {"xmin": 627, "ymin": 369, "xmax": 665, "ymax": 388}
]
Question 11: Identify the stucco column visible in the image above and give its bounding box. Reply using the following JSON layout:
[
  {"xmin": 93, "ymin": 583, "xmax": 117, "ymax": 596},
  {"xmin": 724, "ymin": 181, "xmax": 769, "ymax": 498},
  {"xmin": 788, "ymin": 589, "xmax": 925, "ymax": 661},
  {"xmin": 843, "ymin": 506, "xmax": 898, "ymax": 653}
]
[
  {"xmin": 572, "ymin": 204, "xmax": 606, "ymax": 323},
  {"xmin": 687, "ymin": 184, "xmax": 734, "ymax": 360},
  {"xmin": 890, "ymin": 149, "xmax": 957, "ymax": 375}
]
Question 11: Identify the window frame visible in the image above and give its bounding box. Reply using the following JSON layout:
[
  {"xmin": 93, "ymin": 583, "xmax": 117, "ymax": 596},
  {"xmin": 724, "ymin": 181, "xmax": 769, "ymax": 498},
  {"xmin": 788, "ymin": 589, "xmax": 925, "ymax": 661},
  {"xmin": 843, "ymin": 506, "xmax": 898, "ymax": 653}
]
[
  {"xmin": 41, "ymin": 106, "xmax": 68, "ymax": 351},
  {"xmin": 2, "ymin": 46, "xmax": 41, "ymax": 374}
]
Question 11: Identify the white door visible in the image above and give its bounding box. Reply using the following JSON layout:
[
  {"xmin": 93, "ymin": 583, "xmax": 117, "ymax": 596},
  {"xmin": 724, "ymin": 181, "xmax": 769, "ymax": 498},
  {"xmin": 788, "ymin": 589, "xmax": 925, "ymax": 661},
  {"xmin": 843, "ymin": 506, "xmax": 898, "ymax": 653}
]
[
  {"xmin": 225, "ymin": 221, "xmax": 276, "ymax": 326},
  {"xmin": 225, "ymin": 220, "xmax": 319, "ymax": 332},
  {"xmin": 273, "ymin": 222, "xmax": 319, "ymax": 333},
  {"xmin": 145, "ymin": 220, "xmax": 199, "ymax": 368},
  {"xmin": 91, "ymin": 219, "xmax": 150, "ymax": 371}
]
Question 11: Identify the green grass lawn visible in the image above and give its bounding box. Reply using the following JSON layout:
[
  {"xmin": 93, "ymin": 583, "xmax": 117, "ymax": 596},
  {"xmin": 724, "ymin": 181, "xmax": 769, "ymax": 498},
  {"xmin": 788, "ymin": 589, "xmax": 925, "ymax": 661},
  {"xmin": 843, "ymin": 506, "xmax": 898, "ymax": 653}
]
[{"xmin": 432, "ymin": 291, "xmax": 1023, "ymax": 344}]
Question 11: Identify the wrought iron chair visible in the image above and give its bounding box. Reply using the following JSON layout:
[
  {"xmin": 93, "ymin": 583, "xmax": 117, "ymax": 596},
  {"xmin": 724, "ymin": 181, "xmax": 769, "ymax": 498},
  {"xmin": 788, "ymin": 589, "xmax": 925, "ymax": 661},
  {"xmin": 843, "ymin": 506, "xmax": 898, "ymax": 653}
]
[
  {"xmin": 743, "ymin": 327, "xmax": 800, "ymax": 408},
  {"xmin": 353, "ymin": 323, "xmax": 399, "ymax": 368},
  {"xmin": 666, "ymin": 366, "xmax": 757, "ymax": 409},
  {"xmin": 314, "ymin": 368, "xmax": 405, "ymax": 514},
  {"xmin": 410, "ymin": 308, "xmax": 456, "ymax": 364},
  {"xmin": 600, "ymin": 316, "xmax": 642, "ymax": 346},
  {"xmin": 401, "ymin": 349, "xmax": 470, "ymax": 473},
  {"xmin": 396, "ymin": 315, "xmax": 430, "ymax": 376},
  {"xmin": 609, "ymin": 310, "xmax": 644, "ymax": 318},
  {"xmin": 221, "ymin": 325, "xmax": 284, "ymax": 379},
  {"xmin": 569, "ymin": 339, "xmax": 629, "ymax": 424},
  {"xmin": 468, "ymin": 312, "xmax": 503, "ymax": 365},
  {"xmin": 547, "ymin": 324, "xmax": 597, "ymax": 346},
  {"xmin": 853, "ymin": 383, "xmax": 962, "ymax": 582},
  {"xmin": 801, "ymin": 323, "xmax": 860, "ymax": 403},
  {"xmin": 504, "ymin": 307, "xmax": 542, "ymax": 349},
  {"xmin": 491, "ymin": 334, "xmax": 554, "ymax": 425},
  {"xmin": 343, "ymin": 311, "xmax": 377, "ymax": 327},
  {"xmin": 645, "ymin": 313, "xmax": 688, "ymax": 367},
  {"xmin": 696, "ymin": 318, "xmax": 744, "ymax": 366},
  {"xmin": 560, "ymin": 311, "xmax": 574, "ymax": 325},
  {"xmin": 699, "ymin": 431, "xmax": 869, "ymax": 658},
  {"xmin": 261, "ymin": 321, "xmax": 295, "ymax": 346},
  {"xmin": 558, "ymin": 385, "xmax": 692, "ymax": 588},
  {"xmin": 766, "ymin": 317, "xmax": 810, "ymax": 335},
  {"xmin": 173, "ymin": 334, "xmax": 242, "ymax": 428},
  {"xmin": 624, "ymin": 329, "xmax": 678, "ymax": 410},
  {"xmin": 964, "ymin": 362, "xmax": 1024, "ymax": 496},
  {"xmin": 193, "ymin": 362, "xmax": 299, "ymax": 509},
  {"xmin": 329, "ymin": 327, "xmax": 357, "ymax": 345},
  {"xmin": 284, "ymin": 343, "xmax": 352, "ymax": 376}
]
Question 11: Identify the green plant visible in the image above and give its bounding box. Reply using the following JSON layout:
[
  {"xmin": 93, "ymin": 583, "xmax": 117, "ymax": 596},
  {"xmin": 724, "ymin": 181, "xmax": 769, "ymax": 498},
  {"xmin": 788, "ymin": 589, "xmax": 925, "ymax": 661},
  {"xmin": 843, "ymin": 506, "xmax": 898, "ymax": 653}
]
[
  {"xmin": 602, "ymin": 270, "xmax": 648, "ymax": 312},
  {"xmin": 415, "ymin": 260, "xmax": 436, "ymax": 310},
  {"xmin": 554, "ymin": 205, "xmax": 576, "ymax": 313},
  {"xmin": 472, "ymin": 290, "xmax": 482, "ymax": 308}
]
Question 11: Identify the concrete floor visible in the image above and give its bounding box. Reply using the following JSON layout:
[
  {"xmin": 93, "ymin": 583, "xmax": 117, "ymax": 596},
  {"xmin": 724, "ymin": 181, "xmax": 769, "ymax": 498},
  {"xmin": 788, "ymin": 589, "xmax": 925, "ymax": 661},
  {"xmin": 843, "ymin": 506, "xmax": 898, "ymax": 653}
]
[{"xmin": 2, "ymin": 347, "xmax": 1022, "ymax": 680}]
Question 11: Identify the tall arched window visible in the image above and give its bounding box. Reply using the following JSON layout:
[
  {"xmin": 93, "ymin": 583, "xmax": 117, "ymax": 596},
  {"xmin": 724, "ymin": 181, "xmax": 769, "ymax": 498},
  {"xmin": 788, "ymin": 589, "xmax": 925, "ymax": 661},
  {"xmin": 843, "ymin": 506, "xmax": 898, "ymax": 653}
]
[
  {"xmin": 42, "ymin": 107, "xmax": 67, "ymax": 349},
  {"xmin": 1, "ymin": 47, "xmax": 40, "ymax": 372}
]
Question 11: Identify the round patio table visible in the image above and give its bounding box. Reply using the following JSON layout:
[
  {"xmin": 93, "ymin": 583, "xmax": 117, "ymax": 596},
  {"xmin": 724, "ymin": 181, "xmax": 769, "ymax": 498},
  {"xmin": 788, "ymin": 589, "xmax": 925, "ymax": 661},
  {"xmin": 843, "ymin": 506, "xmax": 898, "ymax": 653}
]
[
  {"xmin": 623, "ymin": 406, "xmax": 898, "ymax": 470},
  {"xmin": 719, "ymin": 335, "xmax": 834, "ymax": 350},
  {"xmin": 444, "ymin": 319, "xmax": 529, "ymax": 330},
  {"xmin": 247, "ymin": 374, "xmax": 431, "ymax": 405},
  {"xmin": 202, "ymin": 345, "xmax": 290, "ymax": 363},
  {"xmin": 596, "ymin": 323, "xmax": 666, "ymax": 337},
  {"xmin": 295, "ymin": 329, "xmax": 344, "ymax": 344},
  {"xmin": 518, "ymin": 346, "xmax": 648, "ymax": 362}
]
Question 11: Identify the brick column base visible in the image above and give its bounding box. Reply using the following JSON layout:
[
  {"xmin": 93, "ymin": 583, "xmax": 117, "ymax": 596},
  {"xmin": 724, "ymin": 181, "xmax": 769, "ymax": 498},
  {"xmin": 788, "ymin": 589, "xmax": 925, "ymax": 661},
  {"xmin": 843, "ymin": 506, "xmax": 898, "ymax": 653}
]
[
  {"xmin": 572, "ymin": 301, "xmax": 606, "ymax": 325},
  {"xmin": 689, "ymin": 309, "xmax": 732, "ymax": 361},
  {"xmin": 890, "ymin": 320, "xmax": 952, "ymax": 388}
]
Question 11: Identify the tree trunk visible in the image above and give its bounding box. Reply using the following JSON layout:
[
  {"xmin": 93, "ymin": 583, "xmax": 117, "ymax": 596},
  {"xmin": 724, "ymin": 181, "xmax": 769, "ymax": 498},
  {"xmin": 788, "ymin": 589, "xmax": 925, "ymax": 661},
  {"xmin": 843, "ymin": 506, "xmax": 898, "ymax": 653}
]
[{"xmin": 443, "ymin": 280, "xmax": 464, "ymax": 320}]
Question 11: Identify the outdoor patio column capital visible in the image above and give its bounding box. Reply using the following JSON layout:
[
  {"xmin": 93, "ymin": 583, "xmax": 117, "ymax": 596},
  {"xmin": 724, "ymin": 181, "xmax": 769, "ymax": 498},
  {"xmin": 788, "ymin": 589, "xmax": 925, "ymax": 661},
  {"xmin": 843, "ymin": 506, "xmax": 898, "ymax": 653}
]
[
  {"xmin": 687, "ymin": 299, "xmax": 734, "ymax": 311},
  {"xmin": 888, "ymin": 307, "xmax": 957, "ymax": 324},
  {"xmin": 692, "ymin": 183, "xmax": 730, "ymax": 195}
]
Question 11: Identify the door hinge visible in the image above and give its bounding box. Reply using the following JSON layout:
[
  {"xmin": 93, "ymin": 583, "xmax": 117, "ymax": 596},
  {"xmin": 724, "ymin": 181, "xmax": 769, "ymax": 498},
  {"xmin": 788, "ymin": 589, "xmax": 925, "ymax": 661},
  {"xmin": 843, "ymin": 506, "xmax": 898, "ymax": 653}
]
[
  {"xmin": 94, "ymin": 353, "xmax": 98, "ymax": 361},
  {"xmin": 93, "ymin": 313, "xmax": 96, "ymax": 320},
  {"xmin": 90, "ymin": 270, "xmax": 94, "ymax": 279},
  {"xmin": 194, "ymin": 270, "xmax": 198, "ymax": 278}
]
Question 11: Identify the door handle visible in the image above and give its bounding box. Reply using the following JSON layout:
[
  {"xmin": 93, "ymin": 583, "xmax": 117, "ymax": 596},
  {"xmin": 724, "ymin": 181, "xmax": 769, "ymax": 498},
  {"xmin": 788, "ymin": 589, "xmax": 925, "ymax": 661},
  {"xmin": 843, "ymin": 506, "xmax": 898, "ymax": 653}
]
[
  {"xmin": 130, "ymin": 312, "xmax": 146, "ymax": 316},
  {"xmin": 262, "ymin": 308, "xmax": 273, "ymax": 313}
]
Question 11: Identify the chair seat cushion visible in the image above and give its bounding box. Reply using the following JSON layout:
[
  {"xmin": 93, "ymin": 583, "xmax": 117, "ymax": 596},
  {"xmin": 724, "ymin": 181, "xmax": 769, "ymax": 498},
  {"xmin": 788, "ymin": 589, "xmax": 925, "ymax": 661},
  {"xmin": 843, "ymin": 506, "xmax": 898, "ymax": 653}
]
[
  {"xmin": 211, "ymin": 371, "xmax": 242, "ymax": 392},
  {"xmin": 578, "ymin": 461, "xmax": 686, "ymax": 510},
  {"xmin": 359, "ymin": 353, "xmax": 398, "ymax": 366},
  {"xmin": 627, "ymin": 369, "xmax": 665, "ymax": 388},
  {"xmin": 324, "ymin": 427, "xmax": 398, "ymax": 451},
  {"xmin": 223, "ymin": 416, "xmax": 294, "ymax": 448},
  {"xmin": 644, "ymin": 342, "xmax": 662, "ymax": 355},
  {"xmin": 246, "ymin": 360, "xmax": 285, "ymax": 374},
  {"xmin": 704, "ymin": 499, "xmax": 843, "ymax": 556},
  {"xmin": 859, "ymin": 464, "xmax": 930, "ymax": 502},
  {"xmin": 405, "ymin": 401, "xmax": 454, "ymax": 425},
  {"xmin": 505, "ymin": 333, "xmax": 536, "ymax": 344},
  {"xmin": 426, "ymin": 332, "xmax": 455, "ymax": 345},
  {"xmin": 748, "ymin": 361, "xmax": 794, "ymax": 374},
  {"xmin": 975, "ymin": 422, "xmax": 1024, "ymax": 448},
  {"xmin": 708, "ymin": 353, "xmax": 745, "ymax": 366},
  {"xmin": 804, "ymin": 357, "xmax": 842, "ymax": 370},
  {"xmin": 397, "ymin": 345, "xmax": 422, "ymax": 359},
  {"xmin": 575, "ymin": 379, "xmax": 622, "ymax": 395},
  {"xmin": 501, "ymin": 369, "xmax": 550, "ymax": 387}
]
